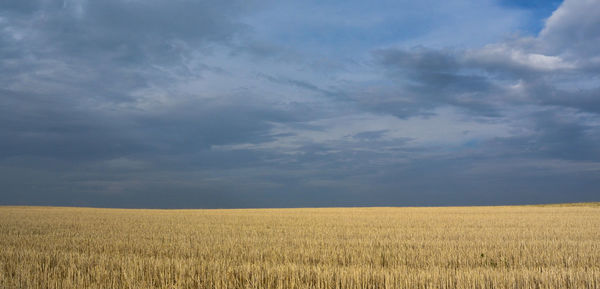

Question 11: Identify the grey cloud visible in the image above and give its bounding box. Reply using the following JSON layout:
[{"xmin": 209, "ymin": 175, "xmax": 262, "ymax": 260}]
[
  {"xmin": 487, "ymin": 109, "xmax": 600, "ymax": 161},
  {"xmin": 0, "ymin": 89, "xmax": 146, "ymax": 161},
  {"xmin": 1, "ymin": 0, "xmax": 599, "ymax": 208},
  {"xmin": 372, "ymin": 7, "xmax": 599, "ymax": 118},
  {"xmin": 0, "ymin": 0, "xmax": 257, "ymax": 95},
  {"xmin": 352, "ymin": 130, "xmax": 388, "ymax": 141},
  {"xmin": 258, "ymin": 73, "xmax": 341, "ymax": 99},
  {"xmin": 517, "ymin": 81, "xmax": 600, "ymax": 114},
  {"xmin": 376, "ymin": 48, "xmax": 460, "ymax": 74},
  {"xmin": 0, "ymin": 0, "xmax": 283, "ymax": 160},
  {"xmin": 135, "ymin": 99, "xmax": 298, "ymax": 152},
  {"xmin": 1, "ymin": 0, "xmax": 251, "ymax": 56},
  {"xmin": 355, "ymin": 0, "xmax": 600, "ymax": 207},
  {"xmin": 372, "ymin": 47, "xmax": 502, "ymax": 117},
  {"xmin": 0, "ymin": 89, "xmax": 299, "ymax": 162}
]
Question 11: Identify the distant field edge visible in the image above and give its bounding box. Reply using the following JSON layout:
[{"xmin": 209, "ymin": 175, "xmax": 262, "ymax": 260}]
[
  {"xmin": 528, "ymin": 201, "xmax": 600, "ymax": 207},
  {"xmin": 0, "ymin": 202, "xmax": 598, "ymax": 210}
]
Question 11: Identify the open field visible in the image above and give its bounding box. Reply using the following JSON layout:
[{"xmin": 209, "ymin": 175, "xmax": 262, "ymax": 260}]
[{"xmin": 1, "ymin": 205, "xmax": 599, "ymax": 289}]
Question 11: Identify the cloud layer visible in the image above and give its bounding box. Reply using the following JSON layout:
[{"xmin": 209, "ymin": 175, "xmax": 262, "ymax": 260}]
[{"xmin": 1, "ymin": 0, "xmax": 599, "ymax": 208}]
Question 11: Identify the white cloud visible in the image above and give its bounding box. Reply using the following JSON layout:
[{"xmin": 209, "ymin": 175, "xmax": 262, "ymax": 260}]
[
  {"xmin": 466, "ymin": 43, "xmax": 575, "ymax": 71},
  {"xmin": 540, "ymin": 0, "xmax": 600, "ymax": 58}
]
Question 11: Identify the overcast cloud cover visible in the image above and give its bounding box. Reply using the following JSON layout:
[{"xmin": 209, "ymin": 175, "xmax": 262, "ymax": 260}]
[{"xmin": 1, "ymin": 0, "xmax": 598, "ymax": 208}]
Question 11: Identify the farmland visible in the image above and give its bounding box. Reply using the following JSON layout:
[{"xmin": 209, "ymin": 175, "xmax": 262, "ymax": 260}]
[{"xmin": 1, "ymin": 205, "xmax": 599, "ymax": 289}]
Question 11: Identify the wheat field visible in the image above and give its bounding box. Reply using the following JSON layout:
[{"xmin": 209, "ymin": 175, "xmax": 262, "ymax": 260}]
[{"xmin": 1, "ymin": 204, "xmax": 599, "ymax": 289}]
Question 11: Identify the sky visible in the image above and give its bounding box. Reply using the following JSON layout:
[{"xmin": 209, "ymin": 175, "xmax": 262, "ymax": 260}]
[{"xmin": 1, "ymin": 0, "xmax": 599, "ymax": 208}]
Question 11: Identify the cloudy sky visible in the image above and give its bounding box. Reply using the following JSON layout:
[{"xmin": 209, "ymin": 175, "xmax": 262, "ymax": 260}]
[{"xmin": 1, "ymin": 0, "xmax": 599, "ymax": 208}]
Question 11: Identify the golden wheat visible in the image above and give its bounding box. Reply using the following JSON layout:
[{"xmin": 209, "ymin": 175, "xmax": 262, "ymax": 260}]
[{"xmin": 1, "ymin": 205, "xmax": 599, "ymax": 289}]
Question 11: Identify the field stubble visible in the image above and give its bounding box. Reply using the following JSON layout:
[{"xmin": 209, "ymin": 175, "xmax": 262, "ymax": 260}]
[{"xmin": 1, "ymin": 205, "xmax": 599, "ymax": 288}]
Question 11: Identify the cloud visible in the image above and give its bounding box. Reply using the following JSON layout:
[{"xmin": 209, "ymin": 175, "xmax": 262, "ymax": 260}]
[
  {"xmin": 540, "ymin": 0, "xmax": 600, "ymax": 59},
  {"xmin": 465, "ymin": 43, "xmax": 575, "ymax": 72},
  {"xmin": 1, "ymin": 0, "xmax": 599, "ymax": 207},
  {"xmin": 373, "ymin": 0, "xmax": 600, "ymax": 118}
]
